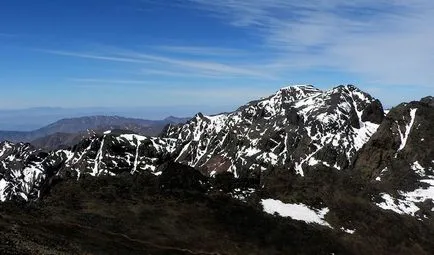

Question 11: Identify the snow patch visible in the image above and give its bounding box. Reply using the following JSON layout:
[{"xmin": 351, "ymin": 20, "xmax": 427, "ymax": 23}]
[
  {"xmin": 308, "ymin": 157, "xmax": 319, "ymax": 166},
  {"xmin": 131, "ymin": 138, "xmax": 141, "ymax": 174},
  {"xmin": 261, "ymin": 199, "xmax": 331, "ymax": 227},
  {"xmin": 411, "ymin": 161, "xmax": 425, "ymax": 176},
  {"xmin": 376, "ymin": 179, "xmax": 434, "ymax": 216},
  {"xmin": 245, "ymin": 147, "xmax": 261, "ymax": 157},
  {"xmin": 350, "ymin": 93, "xmax": 379, "ymax": 151},
  {"xmin": 397, "ymin": 108, "xmax": 417, "ymax": 152},
  {"xmin": 91, "ymin": 137, "xmax": 105, "ymax": 176},
  {"xmin": 0, "ymin": 179, "xmax": 7, "ymax": 202},
  {"xmin": 353, "ymin": 121, "xmax": 379, "ymax": 151},
  {"xmin": 341, "ymin": 227, "xmax": 355, "ymax": 234},
  {"xmin": 376, "ymin": 193, "xmax": 420, "ymax": 215}
]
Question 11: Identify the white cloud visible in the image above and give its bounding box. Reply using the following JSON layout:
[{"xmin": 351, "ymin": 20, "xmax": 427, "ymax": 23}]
[
  {"xmin": 190, "ymin": 0, "xmax": 434, "ymax": 87},
  {"xmin": 117, "ymin": 50, "xmax": 273, "ymax": 78},
  {"xmin": 41, "ymin": 48, "xmax": 273, "ymax": 79},
  {"xmin": 40, "ymin": 49, "xmax": 151, "ymax": 64}
]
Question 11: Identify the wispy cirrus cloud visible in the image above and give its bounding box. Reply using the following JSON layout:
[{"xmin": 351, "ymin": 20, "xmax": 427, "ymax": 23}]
[
  {"xmin": 70, "ymin": 78, "xmax": 153, "ymax": 85},
  {"xmin": 123, "ymin": 51, "xmax": 271, "ymax": 77},
  {"xmin": 140, "ymin": 68, "xmax": 230, "ymax": 79},
  {"xmin": 38, "ymin": 49, "xmax": 151, "ymax": 64},
  {"xmin": 189, "ymin": 0, "xmax": 434, "ymax": 87},
  {"xmin": 41, "ymin": 47, "xmax": 274, "ymax": 78},
  {"xmin": 153, "ymin": 45, "xmax": 246, "ymax": 56}
]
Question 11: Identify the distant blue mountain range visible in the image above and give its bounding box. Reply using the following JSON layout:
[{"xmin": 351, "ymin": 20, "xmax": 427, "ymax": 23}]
[{"xmin": 0, "ymin": 105, "xmax": 234, "ymax": 131}]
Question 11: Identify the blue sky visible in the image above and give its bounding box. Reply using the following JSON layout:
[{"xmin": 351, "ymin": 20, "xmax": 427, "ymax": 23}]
[{"xmin": 0, "ymin": 0, "xmax": 433, "ymax": 116}]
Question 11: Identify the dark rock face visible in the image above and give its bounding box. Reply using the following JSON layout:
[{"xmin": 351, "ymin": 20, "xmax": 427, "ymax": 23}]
[
  {"xmin": 352, "ymin": 98, "xmax": 434, "ymax": 217},
  {"xmin": 353, "ymin": 100, "xmax": 434, "ymax": 181},
  {"xmin": 420, "ymin": 96, "xmax": 434, "ymax": 107},
  {"xmin": 158, "ymin": 161, "xmax": 209, "ymax": 193},
  {"xmin": 361, "ymin": 99, "xmax": 384, "ymax": 124}
]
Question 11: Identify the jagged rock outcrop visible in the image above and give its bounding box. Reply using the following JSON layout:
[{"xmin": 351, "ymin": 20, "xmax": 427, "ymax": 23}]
[
  {"xmin": 353, "ymin": 97, "xmax": 434, "ymax": 217},
  {"xmin": 0, "ymin": 133, "xmax": 178, "ymax": 201}
]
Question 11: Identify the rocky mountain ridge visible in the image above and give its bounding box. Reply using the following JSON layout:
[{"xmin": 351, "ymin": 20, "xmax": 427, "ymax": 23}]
[
  {"xmin": 352, "ymin": 96, "xmax": 434, "ymax": 217},
  {"xmin": 164, "ymin": 84, "xmax": 383, "ymax": 177},
  {"xmin": 0, "ymin": 84, "xmax": 432, "ymax": 221}
]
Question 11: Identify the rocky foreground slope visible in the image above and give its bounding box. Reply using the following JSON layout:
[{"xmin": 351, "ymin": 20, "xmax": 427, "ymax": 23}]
[{"xmin": 0, "ymin": 85, "xmax": 433, "ymax": 254}]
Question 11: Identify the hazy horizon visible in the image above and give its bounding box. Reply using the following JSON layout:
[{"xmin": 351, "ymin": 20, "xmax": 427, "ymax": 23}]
[
  {"xmin": 0, "ymin": 83, "xmax": 418, "ymax": 131},
  {"xmin": 0, "ymin": 104, "xmax": 239, "ymax": 131}
]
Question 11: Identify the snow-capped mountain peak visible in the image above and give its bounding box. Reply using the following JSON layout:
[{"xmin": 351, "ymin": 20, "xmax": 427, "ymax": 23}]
[{"xmin": 164, "ymin": 84, "xmax": 384, "ymax": 177}]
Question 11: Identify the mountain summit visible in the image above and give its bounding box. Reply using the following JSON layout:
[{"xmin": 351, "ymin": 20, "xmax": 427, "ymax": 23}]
[{"xmin": 164, "ymin": 84, "xmax": 383, "ymax": 177}]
